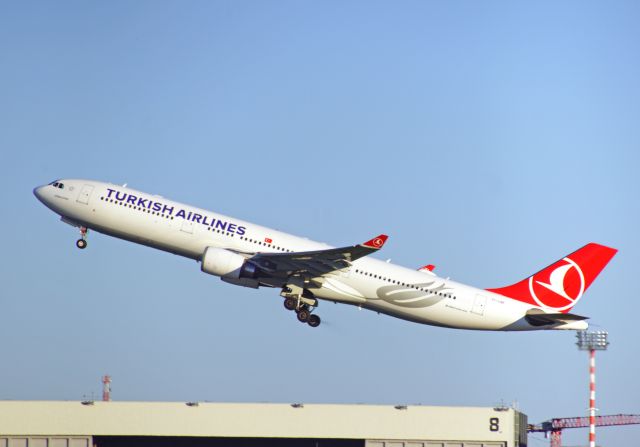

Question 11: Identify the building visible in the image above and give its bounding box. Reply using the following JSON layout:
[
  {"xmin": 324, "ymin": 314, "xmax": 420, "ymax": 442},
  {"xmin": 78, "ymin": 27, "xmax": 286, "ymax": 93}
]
[{"xmin": 0, "ymin": 401, "xmax": 528, "ymax": 447}]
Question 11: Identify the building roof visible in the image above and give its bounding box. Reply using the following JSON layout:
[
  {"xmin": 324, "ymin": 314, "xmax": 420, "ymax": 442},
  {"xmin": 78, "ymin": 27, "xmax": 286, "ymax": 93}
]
[{"xmin": 0, "ymin": 401, "xmax": 518, "ymax": 442}]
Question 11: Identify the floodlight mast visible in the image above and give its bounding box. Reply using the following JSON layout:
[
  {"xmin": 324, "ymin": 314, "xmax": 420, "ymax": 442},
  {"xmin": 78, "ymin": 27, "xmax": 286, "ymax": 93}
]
[{"xmin": 576, "ymin": 330, "xmax": 609, "ymax": 447}]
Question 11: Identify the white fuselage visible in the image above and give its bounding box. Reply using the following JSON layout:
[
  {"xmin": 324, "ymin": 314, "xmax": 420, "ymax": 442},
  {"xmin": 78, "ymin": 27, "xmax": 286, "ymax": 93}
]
[{"xmin": 34, "ymin": 179, "xmax": 564, "ymax": 331}]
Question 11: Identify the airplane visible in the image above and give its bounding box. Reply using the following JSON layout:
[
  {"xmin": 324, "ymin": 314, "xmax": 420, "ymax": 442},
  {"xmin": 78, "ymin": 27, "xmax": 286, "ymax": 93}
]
[{"xmin": 34, "ymin": 179, "xmax": 617, "ymax": 331}]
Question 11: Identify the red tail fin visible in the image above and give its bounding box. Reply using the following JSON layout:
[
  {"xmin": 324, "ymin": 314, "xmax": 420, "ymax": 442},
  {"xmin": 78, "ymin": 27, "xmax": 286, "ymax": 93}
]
[{"xmin": 487, "ymin": 243, "xmax": 617, "ymax": 312}]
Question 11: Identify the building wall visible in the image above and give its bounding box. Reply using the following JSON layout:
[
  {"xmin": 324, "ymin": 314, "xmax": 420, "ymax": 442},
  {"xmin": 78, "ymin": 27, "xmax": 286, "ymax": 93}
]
[
  {"xmin": 0, "ymin": 402, "xmax": 525, "ymax": 447},
  {"xmin": 367, "ymin": 441, "xmax": 507, "ymax": 447},
  {"xmin": 0, "ymin": 437, "xmax": 92, "ymax": 447}
]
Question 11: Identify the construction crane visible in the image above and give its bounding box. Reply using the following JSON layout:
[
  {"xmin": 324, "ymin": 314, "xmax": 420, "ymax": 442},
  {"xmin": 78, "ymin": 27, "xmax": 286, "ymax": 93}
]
[{"xmin": 528, "ymin": 414, "xmax": 640, "ymax": 447}]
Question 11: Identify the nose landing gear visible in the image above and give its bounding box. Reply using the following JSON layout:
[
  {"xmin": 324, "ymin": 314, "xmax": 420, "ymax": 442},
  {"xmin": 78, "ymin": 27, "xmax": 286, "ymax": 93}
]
[{"xmin": 76, "ymin": 227, "xmax": 88, "ymax": 249}]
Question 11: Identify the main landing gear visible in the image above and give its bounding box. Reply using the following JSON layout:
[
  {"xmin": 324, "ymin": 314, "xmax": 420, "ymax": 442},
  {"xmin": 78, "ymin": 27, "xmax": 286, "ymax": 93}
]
[
  {"xmin": 76, "ymin": 226, "xmax": 88, "ymax": 249},
  {"xmin": 283, "ymin": 298, "xmax": 321, "ymax": 327},
  {"xmin": 281, "ymin": 285, "xmax": 321, "ymax": 328}
]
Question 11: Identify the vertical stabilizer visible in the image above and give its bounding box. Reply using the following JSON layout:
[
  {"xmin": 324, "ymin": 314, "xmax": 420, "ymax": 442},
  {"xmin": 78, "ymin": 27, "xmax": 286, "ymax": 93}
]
[{"xmin": 487, "ymin": 243, "xmax": 617, "ymax": 312}]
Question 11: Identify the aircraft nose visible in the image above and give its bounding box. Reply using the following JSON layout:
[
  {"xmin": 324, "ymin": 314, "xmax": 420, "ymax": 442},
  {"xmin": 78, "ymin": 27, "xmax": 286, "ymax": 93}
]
[{"xmin": 33, "ymin": 185, "xmax": 46, "ymax": 202}]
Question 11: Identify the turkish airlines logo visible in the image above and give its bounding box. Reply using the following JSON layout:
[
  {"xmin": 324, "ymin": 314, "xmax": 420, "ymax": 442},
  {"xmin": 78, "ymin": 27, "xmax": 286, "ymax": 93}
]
[
  {"xmin": 528, "ymin": 257, "xmax": 585, "ymax": 311},
  {"xmin": 371, "ymin": 238, "xmax": 384, "ymax": 248}
]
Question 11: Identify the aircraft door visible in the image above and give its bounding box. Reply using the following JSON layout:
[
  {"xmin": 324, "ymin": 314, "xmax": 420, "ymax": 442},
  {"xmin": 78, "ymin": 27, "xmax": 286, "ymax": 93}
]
[
  {"xmin": 471, "ymin": 293, "xmax": 487, "ymax": 316},
  {"xmin": 180, "ymin": 219, "xmax": 194, "ymax": 234},
  {"xmin": 77, "ymin": 184, "xmax": 94, "ymax": 205}
]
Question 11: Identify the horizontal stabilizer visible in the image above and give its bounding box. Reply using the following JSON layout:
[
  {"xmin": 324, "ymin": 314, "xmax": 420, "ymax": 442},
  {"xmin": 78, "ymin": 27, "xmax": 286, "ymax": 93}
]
[{"xmin": 525, "ymin": 309, "xmax": 588, "ymax": 327}]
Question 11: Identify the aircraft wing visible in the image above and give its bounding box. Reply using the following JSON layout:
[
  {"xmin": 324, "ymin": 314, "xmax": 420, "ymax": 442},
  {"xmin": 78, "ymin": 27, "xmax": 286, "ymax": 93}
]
[{"xmin": 248, "ymin": 234, "xmax": 388, "ymax": 278}]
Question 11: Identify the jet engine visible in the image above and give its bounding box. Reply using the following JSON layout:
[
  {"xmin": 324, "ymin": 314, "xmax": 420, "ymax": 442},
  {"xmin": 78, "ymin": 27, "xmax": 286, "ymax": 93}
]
[{"xmin": 200, "ymin": 247, "xmax": 260, "ymax": 288}]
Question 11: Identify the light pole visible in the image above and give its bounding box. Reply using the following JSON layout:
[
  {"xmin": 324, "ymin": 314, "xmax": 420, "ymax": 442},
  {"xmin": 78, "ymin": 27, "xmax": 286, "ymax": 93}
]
[{"xmin": 576, "ymin": 330, "xmax": 609, "ymax": 447}]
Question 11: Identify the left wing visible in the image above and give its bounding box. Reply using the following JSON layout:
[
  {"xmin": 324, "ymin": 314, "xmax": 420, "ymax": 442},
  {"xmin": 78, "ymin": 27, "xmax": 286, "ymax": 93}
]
[{"xmin": 248, "ymin": 234, "xmax": 388, "ymax": 278}]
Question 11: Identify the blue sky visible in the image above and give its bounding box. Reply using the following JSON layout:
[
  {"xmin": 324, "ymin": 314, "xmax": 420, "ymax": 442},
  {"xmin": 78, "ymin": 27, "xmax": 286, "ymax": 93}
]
[{"xmin": 1, "ymin": 1, "xmax": 639, "ymax": 445}]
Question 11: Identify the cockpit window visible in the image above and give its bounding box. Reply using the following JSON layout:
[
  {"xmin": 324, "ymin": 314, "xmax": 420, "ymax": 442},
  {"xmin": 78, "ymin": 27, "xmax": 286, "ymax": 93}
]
[{"xmin": 50, "ymin": 181, "xmax": 64, "ymax": 189}]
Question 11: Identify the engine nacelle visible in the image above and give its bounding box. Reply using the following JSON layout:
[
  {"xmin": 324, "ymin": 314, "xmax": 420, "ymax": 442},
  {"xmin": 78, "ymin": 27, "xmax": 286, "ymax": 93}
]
[
  {"xmin": 221, "ymin": 276, "xmax": 259, "ymax": 289},
  {"xmin": 201, "ymin": 247, "xmax": 245, "ymax": 277},
  {"xmin": 200, "ymin": 247, "xmax": 260, "ymax": 288}
]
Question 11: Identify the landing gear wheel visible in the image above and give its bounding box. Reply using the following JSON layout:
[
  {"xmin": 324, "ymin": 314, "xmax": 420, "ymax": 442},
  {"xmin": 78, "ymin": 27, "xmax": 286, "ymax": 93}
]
[
  {"xmin": 76, "ymin": 239, "xmax": 87, "ymax": 249},
  {"xmin": 307, "ymin": 314, "xmax": 321, "ymax": 328},
  {"xmin": 297, "ymin": 308, "xmax": 310, "ymax": 323},
  {"xmin": 283, "ymin": 298, "xmax": 297, "ymax": 311}
]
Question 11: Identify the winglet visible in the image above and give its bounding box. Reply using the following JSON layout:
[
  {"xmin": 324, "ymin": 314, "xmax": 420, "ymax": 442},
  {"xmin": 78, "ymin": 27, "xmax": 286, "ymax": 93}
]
[{"xmin": 361, "ymin": 234, "xmax": 388, "ymax": 249}]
